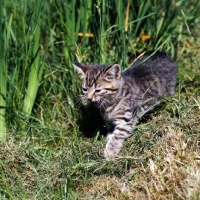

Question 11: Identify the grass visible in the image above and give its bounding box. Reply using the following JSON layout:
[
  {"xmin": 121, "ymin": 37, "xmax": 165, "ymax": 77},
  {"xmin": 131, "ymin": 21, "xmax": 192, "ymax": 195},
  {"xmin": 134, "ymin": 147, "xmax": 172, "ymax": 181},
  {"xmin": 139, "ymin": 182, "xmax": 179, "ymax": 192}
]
[{"xmin": 0, "ymin": 0, "xmax": 200, "ymax": 199}]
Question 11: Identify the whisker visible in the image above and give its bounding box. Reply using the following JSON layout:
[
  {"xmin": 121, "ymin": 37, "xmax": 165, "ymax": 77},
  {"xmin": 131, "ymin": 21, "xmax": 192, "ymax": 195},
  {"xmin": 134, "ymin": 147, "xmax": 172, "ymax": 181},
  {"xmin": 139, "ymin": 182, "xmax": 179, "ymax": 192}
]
[{"xmin": 75, "ymin": 95, "xmax": 87, "ymax": 108}]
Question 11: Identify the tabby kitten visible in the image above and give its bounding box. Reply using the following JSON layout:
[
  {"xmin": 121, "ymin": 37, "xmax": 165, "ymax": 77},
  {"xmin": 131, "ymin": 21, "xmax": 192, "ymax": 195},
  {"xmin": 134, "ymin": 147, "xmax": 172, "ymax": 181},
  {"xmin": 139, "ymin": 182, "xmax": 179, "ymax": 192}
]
[{"xmin": 73, "ymin": 52, "xmax": 177, "ymax": 159}]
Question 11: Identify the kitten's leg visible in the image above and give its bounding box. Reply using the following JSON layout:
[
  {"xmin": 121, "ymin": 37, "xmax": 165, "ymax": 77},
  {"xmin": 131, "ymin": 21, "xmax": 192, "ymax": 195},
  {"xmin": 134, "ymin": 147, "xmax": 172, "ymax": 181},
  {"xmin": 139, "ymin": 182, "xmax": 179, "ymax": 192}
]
[
  {"xmin": 104, "ymin": 114, "xmax": 134, "ymax": 159},
  {"xmin": 104, "ymin": 100, "xmax": 160, "ymax": 159}
]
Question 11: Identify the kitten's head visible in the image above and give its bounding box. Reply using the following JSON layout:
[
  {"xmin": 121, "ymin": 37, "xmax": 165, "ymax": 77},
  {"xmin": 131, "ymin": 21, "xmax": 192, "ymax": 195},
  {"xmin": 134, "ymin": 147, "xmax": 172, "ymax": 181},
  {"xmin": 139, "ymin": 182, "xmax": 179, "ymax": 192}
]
[{"xmin": 73, "ymin": 62, "xmax": 121, "ymax": 107}]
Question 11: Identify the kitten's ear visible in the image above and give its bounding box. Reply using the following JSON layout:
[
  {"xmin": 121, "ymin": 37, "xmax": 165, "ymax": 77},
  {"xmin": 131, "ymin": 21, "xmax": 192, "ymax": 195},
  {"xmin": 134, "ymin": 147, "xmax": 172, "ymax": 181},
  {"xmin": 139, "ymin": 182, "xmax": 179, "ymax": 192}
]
[
  {"xmin": 72, "ymin": 62, "xmax": 92, "ymax": 79},
  {"xmin": 104, "ymin": 64, "xmax": 121, "ymax": 81}
]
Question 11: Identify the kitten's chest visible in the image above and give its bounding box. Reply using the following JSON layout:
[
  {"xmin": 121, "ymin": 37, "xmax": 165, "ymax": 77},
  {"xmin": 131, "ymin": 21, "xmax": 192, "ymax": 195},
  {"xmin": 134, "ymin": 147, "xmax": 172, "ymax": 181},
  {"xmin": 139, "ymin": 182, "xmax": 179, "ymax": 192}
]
[
  {"xmin": 100, "ymin": 81, "xmax": 135, "ymax": 122},
  {"xmin": 101, "ymin": 100, "xmax": 129, "ymax": 122}
]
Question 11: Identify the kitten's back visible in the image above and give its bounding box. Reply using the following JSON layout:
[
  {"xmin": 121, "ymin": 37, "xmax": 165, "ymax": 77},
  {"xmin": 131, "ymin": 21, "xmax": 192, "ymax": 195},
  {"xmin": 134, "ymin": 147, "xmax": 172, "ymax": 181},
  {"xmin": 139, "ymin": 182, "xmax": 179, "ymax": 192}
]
[{"xmin": 123, "ymin": 52, "xmax": 177, "ymax": 97}]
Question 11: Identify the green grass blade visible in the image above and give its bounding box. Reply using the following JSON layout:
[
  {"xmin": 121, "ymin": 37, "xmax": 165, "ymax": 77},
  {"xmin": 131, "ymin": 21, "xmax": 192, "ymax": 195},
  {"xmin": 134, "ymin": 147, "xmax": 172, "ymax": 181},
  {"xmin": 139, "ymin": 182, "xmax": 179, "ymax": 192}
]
[
  {"xmin": 134, "ymin": 0, "xmax": 151, "ymax": 37},
  {"xmin": 23, "ymin": 0, "xmax": 43, "ymax": 117},
  {"xmin": 0, "ymin": 58, "xmax": 7, "ymax": 142},
  {"xmin": 0, "ymin": 4, "xmax": 13, "ymax": 141},
  {"xmin": 181, "ymin": 10, "xmax": 191, "ymax": 36}
]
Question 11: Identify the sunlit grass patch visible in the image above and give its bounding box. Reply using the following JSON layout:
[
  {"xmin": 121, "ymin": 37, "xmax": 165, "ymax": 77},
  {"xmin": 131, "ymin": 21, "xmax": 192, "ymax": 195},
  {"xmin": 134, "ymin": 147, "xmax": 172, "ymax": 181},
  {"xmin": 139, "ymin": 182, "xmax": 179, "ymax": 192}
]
[{"xmin": 79, "ymin": 104, "xmax": 200, "ymax": 199}]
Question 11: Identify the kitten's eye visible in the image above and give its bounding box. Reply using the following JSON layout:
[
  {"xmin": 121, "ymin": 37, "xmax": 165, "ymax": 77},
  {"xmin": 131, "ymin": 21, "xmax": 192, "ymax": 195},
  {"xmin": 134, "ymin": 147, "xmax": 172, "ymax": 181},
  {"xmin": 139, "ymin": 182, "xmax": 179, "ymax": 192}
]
[
  {"xmin": 95, "ymin": 89, "xmax": 102, "ymax": 93},
  {"xmin": 82, "ymin": 87, "xmax": 87, "ymax": 92}
]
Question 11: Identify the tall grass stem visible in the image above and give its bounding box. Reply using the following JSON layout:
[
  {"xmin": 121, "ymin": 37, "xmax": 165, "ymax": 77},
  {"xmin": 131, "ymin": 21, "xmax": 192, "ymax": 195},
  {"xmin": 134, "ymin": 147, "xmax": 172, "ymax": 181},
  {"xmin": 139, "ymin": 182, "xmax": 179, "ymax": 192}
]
[{"xmin": 23, "ymin": 0, "xmax": 44, "ymax": 117}]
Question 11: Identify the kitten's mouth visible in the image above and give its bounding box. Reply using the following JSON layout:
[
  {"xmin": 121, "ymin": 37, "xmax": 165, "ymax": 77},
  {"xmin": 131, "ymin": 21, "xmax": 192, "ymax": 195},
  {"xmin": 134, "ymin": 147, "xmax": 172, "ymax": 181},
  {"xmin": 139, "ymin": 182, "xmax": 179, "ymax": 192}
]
[{"xmin": 93, "ymin": 100, "xmax": 102, "ymax": 107}]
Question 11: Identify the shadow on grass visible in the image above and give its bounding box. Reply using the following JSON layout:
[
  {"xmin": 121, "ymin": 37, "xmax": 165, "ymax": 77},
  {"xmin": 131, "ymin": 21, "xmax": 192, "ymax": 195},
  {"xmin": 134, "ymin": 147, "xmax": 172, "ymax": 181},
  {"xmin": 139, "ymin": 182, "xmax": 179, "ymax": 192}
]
[
  {"xmin": 76, "ymin": 103, "xmax": 107, "ymax": 138},
  {"xmin": 76, "ymin": 100, "xmax": 168, "ymax": 139}
]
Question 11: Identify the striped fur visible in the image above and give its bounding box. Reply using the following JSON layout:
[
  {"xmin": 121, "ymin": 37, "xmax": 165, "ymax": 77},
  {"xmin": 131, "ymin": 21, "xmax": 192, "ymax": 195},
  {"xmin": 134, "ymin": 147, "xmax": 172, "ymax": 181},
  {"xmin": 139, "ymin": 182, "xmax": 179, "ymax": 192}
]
[{"xmin": 73, "ymin": 52, "xmax": 177, "ymax": 159}]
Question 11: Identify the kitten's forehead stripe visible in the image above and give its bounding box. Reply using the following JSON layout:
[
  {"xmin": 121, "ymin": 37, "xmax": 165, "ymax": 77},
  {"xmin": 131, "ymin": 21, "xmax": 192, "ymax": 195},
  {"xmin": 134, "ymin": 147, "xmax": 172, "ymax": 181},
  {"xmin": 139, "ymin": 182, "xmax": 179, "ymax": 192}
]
[{"xmin": 86, "ymin": 65, "xmax": 108, "ymax": 87}]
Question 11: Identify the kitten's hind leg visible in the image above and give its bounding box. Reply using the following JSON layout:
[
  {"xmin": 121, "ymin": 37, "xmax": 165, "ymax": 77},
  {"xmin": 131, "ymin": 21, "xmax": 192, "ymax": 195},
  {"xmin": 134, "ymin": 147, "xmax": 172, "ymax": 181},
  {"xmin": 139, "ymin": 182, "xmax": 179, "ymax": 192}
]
[{"xmin": 136, "ymin": 98, "xmax": 161, "ymax": 120}]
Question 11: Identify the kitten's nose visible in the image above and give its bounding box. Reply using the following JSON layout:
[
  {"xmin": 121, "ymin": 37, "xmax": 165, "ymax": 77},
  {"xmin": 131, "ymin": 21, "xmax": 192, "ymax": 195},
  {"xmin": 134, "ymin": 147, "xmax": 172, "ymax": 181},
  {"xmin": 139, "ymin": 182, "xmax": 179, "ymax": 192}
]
[{"xmin": 87, "ymin": 98, "xmax": 92, "ymax": 101}]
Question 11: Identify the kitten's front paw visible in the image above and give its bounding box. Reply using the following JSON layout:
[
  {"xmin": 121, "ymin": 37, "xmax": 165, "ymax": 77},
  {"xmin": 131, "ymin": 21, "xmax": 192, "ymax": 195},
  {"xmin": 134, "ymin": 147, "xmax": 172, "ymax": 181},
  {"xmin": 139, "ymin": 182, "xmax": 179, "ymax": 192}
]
[
  {"xmin": 104, "ymin": 134, "xmax": 125, "ymax": 159},
  {"xmin": 104, "ymin": 147, "xmax": 121, "ymax": 160}
]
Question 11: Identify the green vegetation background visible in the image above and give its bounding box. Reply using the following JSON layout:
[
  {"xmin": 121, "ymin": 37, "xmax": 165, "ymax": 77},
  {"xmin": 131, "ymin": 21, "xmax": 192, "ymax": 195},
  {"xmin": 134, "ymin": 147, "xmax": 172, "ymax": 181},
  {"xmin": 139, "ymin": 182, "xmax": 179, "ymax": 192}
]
[{"xmin": 0, "ymin": 0, "xmax": 200, "ymax": 199}]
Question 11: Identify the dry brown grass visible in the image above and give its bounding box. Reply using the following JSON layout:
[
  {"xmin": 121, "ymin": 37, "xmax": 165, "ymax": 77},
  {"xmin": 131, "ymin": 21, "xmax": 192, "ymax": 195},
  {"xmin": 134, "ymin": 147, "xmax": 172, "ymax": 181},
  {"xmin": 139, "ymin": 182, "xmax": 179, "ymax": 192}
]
[{"xmin": 79, "ymin": 103, "xmax": 200, "ymax": 200}]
